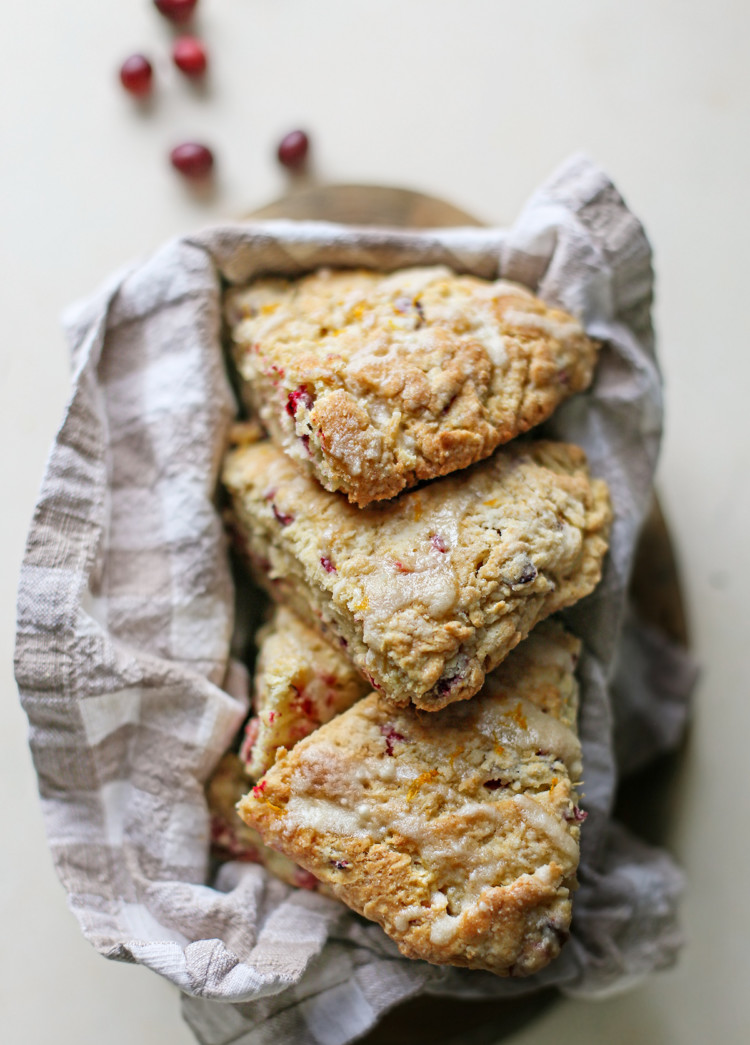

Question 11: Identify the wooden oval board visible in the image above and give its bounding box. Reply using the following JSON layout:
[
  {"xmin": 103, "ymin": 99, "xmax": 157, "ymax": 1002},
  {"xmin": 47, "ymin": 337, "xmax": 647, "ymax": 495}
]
[{"xmin": 243, "ymin": 183, "xmax": 689, "ymax": 1044}]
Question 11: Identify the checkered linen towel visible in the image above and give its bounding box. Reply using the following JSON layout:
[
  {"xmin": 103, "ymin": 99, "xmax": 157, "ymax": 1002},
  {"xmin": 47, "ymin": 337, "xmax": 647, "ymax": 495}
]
[{"xmin": 15, "ymin": 156, "xmax": 694, "ymax": 1045}]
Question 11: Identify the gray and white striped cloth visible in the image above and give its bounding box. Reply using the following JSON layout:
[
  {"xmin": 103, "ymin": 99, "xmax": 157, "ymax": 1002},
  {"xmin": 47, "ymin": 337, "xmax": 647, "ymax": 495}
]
[{"xmin": 15, "ymin": 156, "xmax": 695, "ymax": 1045}]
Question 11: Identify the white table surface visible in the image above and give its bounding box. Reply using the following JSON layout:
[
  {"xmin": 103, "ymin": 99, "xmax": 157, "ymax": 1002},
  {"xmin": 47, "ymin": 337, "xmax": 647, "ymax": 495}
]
[{"xmin": 2, "ymin": 2, "xmax": 748, "ymax": 1042}]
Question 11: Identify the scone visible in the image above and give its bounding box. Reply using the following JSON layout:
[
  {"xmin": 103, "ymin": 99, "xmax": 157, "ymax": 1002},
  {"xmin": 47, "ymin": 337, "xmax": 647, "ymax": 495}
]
[
  {"xmin": 222, "ymin": 434, "xmax": 611, "ymax": 710},
  {"xmin": 207, "ymin": 752, "xmax": 323, "ymax": 892},
  {"xmin": 225, "ymin": 266, "xmax": 599, "ymax": 506},
  {"xmin": 240, "ymin": 605, "xmax": 369, "ymax": 779},
  {"xmin": 238, "ymin": 622, "xmax": 585, "ymax": 976}
]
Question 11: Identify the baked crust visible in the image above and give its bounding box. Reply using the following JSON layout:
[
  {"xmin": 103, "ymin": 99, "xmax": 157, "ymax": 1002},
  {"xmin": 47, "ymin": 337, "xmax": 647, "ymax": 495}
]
[
  {"xmin": 240, "ymin": 605, "xmax": 369, "ymax": 779},
  {"xmin": 226, "ymin": 267, "xmax": 599, "ymax": 506},
  {"xmin": 222, "ymin": 435, "xmax": 611, "ymax": 710},
  {"xmin": 237, "ymin": 622, "xmax": 584, "ymax": 976},
  {"xmin": 206, "ymin": 752, "xmax": 322, "ymax": 892}
]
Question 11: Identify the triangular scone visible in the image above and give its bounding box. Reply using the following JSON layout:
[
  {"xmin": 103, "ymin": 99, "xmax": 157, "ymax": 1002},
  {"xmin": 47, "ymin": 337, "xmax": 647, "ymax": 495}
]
[
  {"xmin": 225, "ymin": 266, "xmax": 599, "ymax": 506},
  {"xmin": 238, "ymin": 621, "xmax": 585, "ymax": 977},
  {"xmin": 223, "ymin": 434, "xmax": 611, "ymax": 710},
  {"xmin": 240, "ymin": 606, "xmax": 369, "ymax": 779}
]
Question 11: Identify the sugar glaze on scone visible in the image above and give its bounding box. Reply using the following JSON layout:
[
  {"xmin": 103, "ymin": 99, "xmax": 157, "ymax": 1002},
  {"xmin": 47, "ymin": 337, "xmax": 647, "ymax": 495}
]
[
  {"xmin": 225, "ymin": 267, "xmax": 599, "ymax": 506},
  {"xmin": 238, "ymin": 622, "xmax": 585, "ymax": 976},
  {"xmin": 240, "ymin": 605, "xmax": 369, "ymax": 779},
  {"xmin": 222, "ymin": 436, "xmax": 611, "ymax": 710}
]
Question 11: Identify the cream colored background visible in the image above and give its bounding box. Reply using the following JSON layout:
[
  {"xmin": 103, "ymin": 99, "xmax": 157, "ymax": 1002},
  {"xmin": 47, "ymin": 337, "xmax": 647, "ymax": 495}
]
[{"xmin": 1, "ymin": 2, "xmax": 748, "ymax": 1042}]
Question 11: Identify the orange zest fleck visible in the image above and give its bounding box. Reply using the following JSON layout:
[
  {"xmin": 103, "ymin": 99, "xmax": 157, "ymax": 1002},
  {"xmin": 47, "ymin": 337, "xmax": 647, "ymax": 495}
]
[
  {"xmin": 263, "ymin": 799, "xmax": 287, "ymax": 817},
  {"xmin": 251, "ymin": 780, "xmax": 286, "ymax": 816},
  {"xmin": 413, "ymin": 497, "xmax": 423, "ymax": 522},
  {"xmin": 494, "ymin": 743, "xmax": 505, "ymax": 757},
  {"xmin": 449, "ymin": 745, "xmax": 465, "ymax": 768},
  {"xmin": 506, "ymin": 702, "xmax": 528, "ymax": 730},
  {"xmin": 407, "ymin": 769, "xmax": 438, "ymax": 802},
  {"xmin": 260, "ymin": 303, "xmax": 279, "ymax": 315},
  {"xmin": 355, "ymin": 596, "xmax": 369, "ymax": 613},
  {"xmin": 483, "ymin": 498, "xmax": 499, "ymax": 507},
  {"xmin": 258, "ymin": 795, "xmax": 286, "ymax": 817}
]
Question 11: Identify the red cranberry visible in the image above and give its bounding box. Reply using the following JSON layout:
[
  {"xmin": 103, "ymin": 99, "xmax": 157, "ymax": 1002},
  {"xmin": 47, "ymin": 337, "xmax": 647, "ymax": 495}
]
[
  {"xmin": 380, "ymin": 725, "xmax": 405, "ymax": 756},
  {"xmin": 119, "ymin": 55, "xmax": 154, "ymax": 97},
  {"xmin": 271, "ymin": 503, "xmax": 294, "ymax": 526},
  {"xmin": 436, "ymin": 673, "xmax": 461, "ymax": 695},
  {"xmin": 515, "ymin": 561, "xmax": 538, "ymax": 585},
  {"xmin": 293, "ymin": 868, "xmax": 319, "ymax": 891},
  {"xmin": 239, "ymin": 717, "xmax": 260, "ymax": 763},
  {"xmin": 277, "ymin": 130, "xmax": 310, "ymax": 171},
  {"xmin": 154, "ymin": 0, "xmax": 197, "ymax": 24},
  {"xmin": 286, "ymin": 386, "xmax": 314, "ymax": 416},
  {"xmin": 169, "ymin": 142, "xmax": 214, "ymax": 178},
  {"xmin": 173, "ymin": 36, "xmax": 208, "ymax": 76}
]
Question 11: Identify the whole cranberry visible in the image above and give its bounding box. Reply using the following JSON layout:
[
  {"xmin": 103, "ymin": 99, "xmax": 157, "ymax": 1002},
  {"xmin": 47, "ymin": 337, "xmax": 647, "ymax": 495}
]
[
  {"xmin": 119, "ymin": 54, "xmax": 154, "ymax": 97},
  {"xmin": 170, "ymin": 142, "xmax": 215, "ymax": 178},
  {"xmin": 154, "ymin": 0, "xmax": 198, "ymax": 25},
  {"xmin": 172, "ymin": 36, "xmax": 208, "ymax": 76},
  {"xmin": 277, "ymin": 129, "xmax": 310, "ymax": 171}
]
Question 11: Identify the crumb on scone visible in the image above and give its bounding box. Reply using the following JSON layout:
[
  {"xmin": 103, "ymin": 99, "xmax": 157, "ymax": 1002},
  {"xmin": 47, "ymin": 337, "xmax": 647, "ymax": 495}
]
[
  {"xmin": 222, "ymin": 437, "xmax": 611, "ymax": 710},
  {"xmin": 225, "ymin": 266, "xmax": 600, "ymax": 506},
  {"xmin": 240, "ymin": 605, "xmax": 369, "ymax": 779},
  {"xmin": 237, "ymin": 621, "xmax": 585, "ymax": 976},
  {"xmin": 206, "ymin": 752, "xmax": 324, "ymax": 892}
]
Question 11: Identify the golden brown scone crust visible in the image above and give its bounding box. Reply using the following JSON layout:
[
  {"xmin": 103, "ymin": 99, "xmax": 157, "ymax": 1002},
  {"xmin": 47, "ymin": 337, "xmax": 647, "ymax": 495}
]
[
  {"xmin": 222, "ymin": 435, "xmax": 611, "ymax": 710},
  {"xmin": 240, "ymin": 605, "xmax": 369, "ymax": 779},
  {"xmin": 225, "ymin": 267, "xmax": 599, "ymax": 506},
  {"xmin": 238, "ymin": 622, "xmax": 585, "ymax": 976},
  {"xmin": 206, "ymin": 753, "xmax": 323, "ymax": 892}
]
